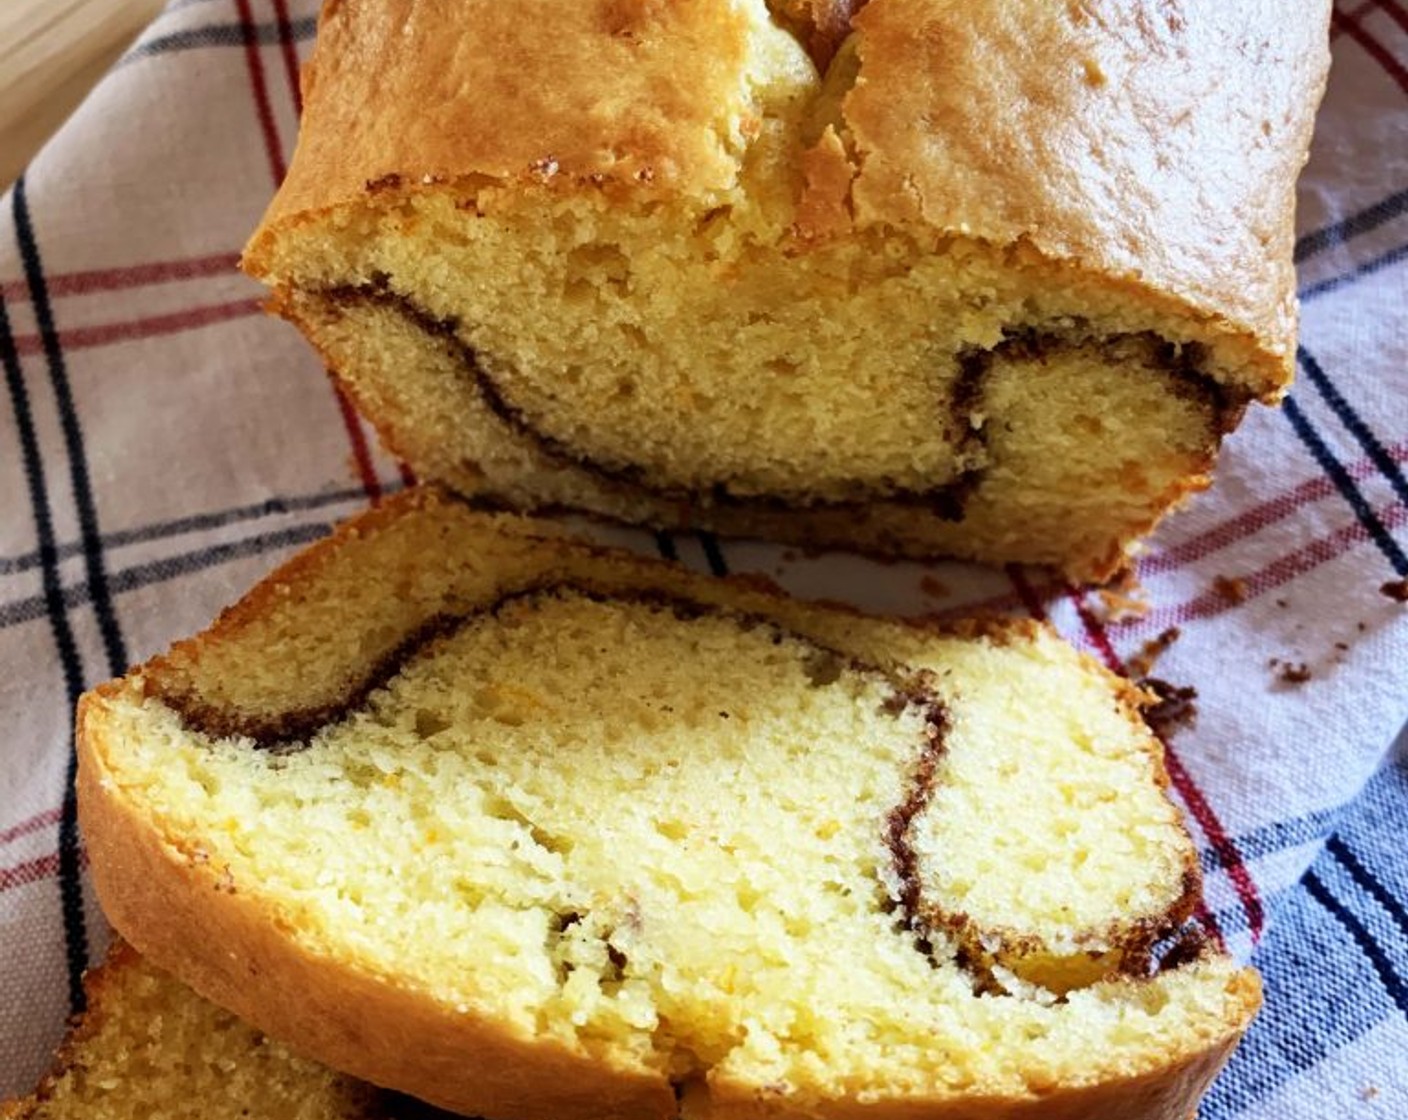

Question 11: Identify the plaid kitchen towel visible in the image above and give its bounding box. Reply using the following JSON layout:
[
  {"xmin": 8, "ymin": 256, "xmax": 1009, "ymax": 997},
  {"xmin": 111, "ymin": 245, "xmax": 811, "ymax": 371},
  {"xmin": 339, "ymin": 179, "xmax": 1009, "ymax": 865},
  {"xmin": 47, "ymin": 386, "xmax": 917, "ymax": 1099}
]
[{"xmin": 1, "ymin": 0, "xmax": 1405, "ymax": 1114}]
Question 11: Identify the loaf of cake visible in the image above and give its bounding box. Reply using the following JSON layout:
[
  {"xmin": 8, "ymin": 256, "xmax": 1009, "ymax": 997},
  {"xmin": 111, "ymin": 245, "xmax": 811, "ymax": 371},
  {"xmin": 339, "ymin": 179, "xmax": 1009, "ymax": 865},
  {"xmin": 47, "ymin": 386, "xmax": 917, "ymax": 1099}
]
[
  {"xmin": 79, "ymin": 488, "xmax": 1259, "ymax": 1120},
  {"xmin": 243, "ymin": 0, "xmax": 1331, "ymax": 581},
  {"xmin": 0, "ymin": 943, "xmax": 390, "ymax": 1120}
]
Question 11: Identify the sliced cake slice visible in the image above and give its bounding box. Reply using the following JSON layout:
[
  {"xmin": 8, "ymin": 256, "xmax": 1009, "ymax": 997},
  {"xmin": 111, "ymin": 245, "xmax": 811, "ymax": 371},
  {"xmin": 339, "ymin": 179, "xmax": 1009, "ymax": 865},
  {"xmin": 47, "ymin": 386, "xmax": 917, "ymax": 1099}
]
[
  {"xmin": 243, "ymin": 0, "xmax": 1331, "ymax": 580},
  {"xmin": 0, "ymin": 942, "xmax": 401, "ymax": 1120},
  {"xmin": 79, "ymin": 488, "xmax": 1259, "ymax": 1120}
]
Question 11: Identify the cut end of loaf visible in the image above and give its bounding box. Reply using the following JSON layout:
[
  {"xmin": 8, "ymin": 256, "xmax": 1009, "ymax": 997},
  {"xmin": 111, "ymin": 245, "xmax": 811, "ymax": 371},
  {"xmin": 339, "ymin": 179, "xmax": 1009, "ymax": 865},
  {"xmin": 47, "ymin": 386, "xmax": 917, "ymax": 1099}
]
[
  {"xmin": 78, "ymin": 490, "xmax": 1260, "ymax": 1120},
  {"xmin": 251, "ymin": 196, "xmax": 1240, "ymax": 582}
]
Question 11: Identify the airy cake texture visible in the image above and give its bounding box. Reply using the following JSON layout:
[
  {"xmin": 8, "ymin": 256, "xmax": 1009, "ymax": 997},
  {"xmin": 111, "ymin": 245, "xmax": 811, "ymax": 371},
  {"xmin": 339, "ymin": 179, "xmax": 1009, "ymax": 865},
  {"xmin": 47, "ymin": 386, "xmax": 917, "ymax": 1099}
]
[
  {"xmin": 244, "ymin": 0, "xmax": 1331, "ymax": 580},
  {"xmin": 79, "ymin": 489, "xmax": 1259, "ymax": 1120},
  {"xmin": 0, "ymin": 943, "xmax": 389, "ymax": 1120}
]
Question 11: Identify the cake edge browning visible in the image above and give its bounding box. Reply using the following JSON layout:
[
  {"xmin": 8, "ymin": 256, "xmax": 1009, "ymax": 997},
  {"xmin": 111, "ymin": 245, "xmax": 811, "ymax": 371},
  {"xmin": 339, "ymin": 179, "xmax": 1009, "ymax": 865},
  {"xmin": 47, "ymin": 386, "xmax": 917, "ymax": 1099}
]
[
  {"xmin": 2, "ymin": 939, "xmax": 1256, "ymax": 1120},
  {"xmin": 76, "ymin": 488, "xmax": 1260, "ymax": 1120},
  {"xmin": 73, "ymin": 754, "xmax": 679, "ymax": 1120},
  {"xmin": 76, "ymin": 722, "xmax": 1258, "ymax": 1120}
]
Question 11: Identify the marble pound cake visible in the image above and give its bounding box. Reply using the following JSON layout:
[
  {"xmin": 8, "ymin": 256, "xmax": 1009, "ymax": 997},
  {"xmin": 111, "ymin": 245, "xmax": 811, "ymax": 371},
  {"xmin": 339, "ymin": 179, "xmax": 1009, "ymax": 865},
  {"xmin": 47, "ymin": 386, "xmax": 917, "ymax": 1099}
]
[
  {"xmin": 0, "ymin": 944, "xmax": 402, "ymax": 1120},
  {"xmin": 243, "ymin": 0, "xmax": 1331, "ymax": 581},
  {"xmin": 79, "ymin": 489, "xmax": 1260, "ymax": 1120}
]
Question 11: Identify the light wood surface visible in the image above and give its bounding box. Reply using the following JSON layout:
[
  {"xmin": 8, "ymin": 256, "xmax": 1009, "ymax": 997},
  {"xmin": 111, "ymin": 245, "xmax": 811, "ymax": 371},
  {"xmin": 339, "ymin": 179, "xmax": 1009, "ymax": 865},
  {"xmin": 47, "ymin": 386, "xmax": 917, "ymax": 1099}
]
[{"xmin": 0, "ymin": 0, "xmax": 165, "ymax": 192}]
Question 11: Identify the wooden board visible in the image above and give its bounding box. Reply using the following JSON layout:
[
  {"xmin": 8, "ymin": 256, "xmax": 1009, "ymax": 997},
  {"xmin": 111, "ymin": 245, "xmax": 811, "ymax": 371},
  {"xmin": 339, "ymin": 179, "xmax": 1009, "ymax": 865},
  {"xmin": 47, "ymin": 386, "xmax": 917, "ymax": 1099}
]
[{"xmin": 0, "ymin": 0, "xmax": 165, "ymax": 192}]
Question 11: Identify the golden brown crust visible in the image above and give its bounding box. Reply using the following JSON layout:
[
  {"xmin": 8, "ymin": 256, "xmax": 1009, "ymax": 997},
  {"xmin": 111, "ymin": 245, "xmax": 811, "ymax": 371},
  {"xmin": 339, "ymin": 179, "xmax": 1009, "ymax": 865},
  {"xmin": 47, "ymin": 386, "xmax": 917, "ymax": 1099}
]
[
  {"xmin": 247, "ymin": 0, "xmax": 1330, "ymax": 387},
  {"xmin": 6, "ymin": 922, "xmax": 1256, "ymax": 1120},
  {"xmin": 257, "ymin": 0, "xmax": 775, "ymax": 236},
  {"xmin": 833, "ymin": 0, "xmax": 1330, "ymax": 389}
]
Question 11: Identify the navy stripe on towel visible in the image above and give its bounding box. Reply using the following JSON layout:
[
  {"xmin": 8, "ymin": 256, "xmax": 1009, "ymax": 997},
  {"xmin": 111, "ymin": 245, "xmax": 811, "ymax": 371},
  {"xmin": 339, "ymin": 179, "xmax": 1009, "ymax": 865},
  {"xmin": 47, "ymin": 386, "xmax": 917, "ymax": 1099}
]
[
  {"xmin": 1280, "ymin": 394, "xmax": 1408, "ymax": 575},
  {"xmin": 653, "ymin": 532, "xmax": 679, "ymax": 563},
  {"xmin": 698, "ymin": 532, "xmax": 729, "ymax": 577},
  {"xmin": 122, "ymin": 15, "xmax": 318, "ymax": 66},
  {"xmin": 1295, "ymin": 187, "xmax": 1408, "ymax": 262},
  {"xmin": 1301, "ymin": 240, "xmax": 1408, "ymax": 301},
  {"xmin": 1305, "ymin": 870, "xmax": 1408, "ymax": 1019},
  {"xmin": 0, "ymin": 264, "xmax": 89, "ymax": 1014},
  {"xmin": 1327, "ymin": 835, "xmax": 1408, "ymax": 946},
  {"xmin": 13, "ymin": 178, "xmax": 129, "ymax": 677},
  {"xmin": 1298, "ymin": 346, "xmax": 1408, "ymax": 512}
]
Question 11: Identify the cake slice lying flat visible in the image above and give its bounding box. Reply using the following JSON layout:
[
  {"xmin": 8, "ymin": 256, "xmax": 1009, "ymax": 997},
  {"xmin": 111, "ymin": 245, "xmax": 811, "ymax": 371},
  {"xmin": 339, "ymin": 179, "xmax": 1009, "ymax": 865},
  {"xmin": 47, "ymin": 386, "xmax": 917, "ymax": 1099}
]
[
  {"xmin": 0, "ymin": 943, "xmax": 395, "ymax": 1120},
  {"xmin": 243, "ymin": 0, "xmax": 1330, "ymax": 580},
  {"xmin": 79, "ymin": 489, "xmax": 1259, "ymax": 1120}
]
